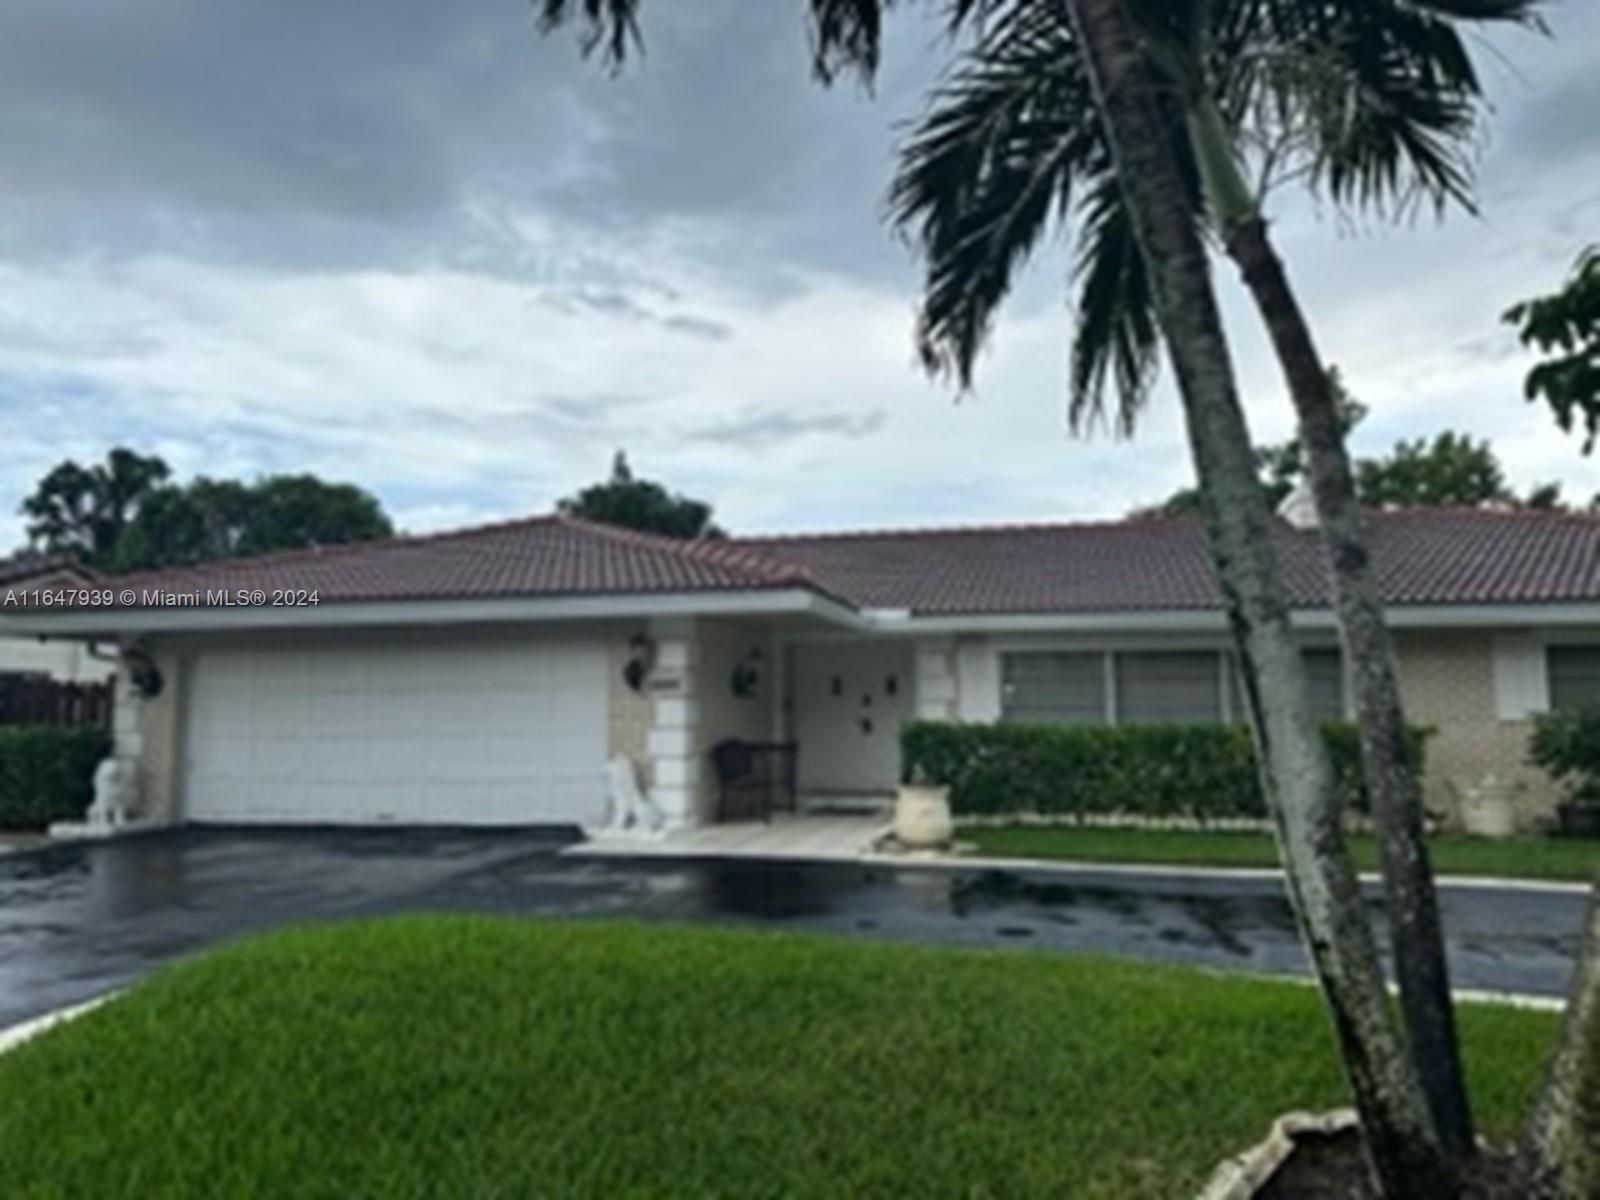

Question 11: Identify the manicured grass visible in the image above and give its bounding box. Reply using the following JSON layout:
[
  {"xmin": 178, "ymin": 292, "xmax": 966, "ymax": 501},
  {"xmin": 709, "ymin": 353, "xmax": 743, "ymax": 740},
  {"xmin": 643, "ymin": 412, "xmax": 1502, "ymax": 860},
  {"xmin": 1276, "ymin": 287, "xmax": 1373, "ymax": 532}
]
[
  {"xmin": 0, "ymin": 917, "xmax": 1565, "ymax": 1199},
  {"xmin": 963, "ymin": 825, "xmax": 1600, "ymax": 882}
]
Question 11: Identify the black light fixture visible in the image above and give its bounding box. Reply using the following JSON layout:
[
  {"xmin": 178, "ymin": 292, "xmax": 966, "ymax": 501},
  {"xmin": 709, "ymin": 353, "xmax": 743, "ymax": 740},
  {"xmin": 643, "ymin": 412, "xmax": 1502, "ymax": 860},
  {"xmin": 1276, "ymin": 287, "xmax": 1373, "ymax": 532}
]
[
  {"xmin": 123, "ymin": 642, "xmax": 164, "ymax": 699},
  {"xmin": 623, "ymin": 633, "xmax": 656, "ymax": 693},
  {"xmin": 730, "ymin": 646, "xmax": 764, "ymax": 698}
]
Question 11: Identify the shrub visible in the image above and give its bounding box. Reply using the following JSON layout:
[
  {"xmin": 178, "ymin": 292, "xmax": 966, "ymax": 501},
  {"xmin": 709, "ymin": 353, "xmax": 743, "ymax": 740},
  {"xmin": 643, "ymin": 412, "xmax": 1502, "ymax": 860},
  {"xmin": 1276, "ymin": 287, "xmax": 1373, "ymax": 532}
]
[
  {"xmin": 901, "ymin": 720, "xmax": 1428, "ymax": 822},
  {"xmin": 1527, "ymin": 706, "xmax": 1600, "ymax": 808},
  {"xmin": 0, "ymin": 725, "xmax": 111, "ymax": 830}
]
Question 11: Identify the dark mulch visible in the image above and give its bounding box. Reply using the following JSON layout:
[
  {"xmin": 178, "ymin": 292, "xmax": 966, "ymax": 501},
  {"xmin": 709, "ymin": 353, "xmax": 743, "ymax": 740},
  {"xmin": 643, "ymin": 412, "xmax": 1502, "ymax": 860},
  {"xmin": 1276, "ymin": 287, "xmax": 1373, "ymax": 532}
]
[{"xmin": 1258, "ymin": 1130, "xmax": 1534, "ymax": 1199}]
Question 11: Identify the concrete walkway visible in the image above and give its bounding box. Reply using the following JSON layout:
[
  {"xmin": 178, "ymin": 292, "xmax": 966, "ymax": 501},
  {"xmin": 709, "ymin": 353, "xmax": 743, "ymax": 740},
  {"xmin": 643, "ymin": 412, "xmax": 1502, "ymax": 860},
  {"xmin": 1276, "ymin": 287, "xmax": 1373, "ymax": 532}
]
[
  {"xmin": 566, "ymin": 816, "xmax": 1592, "ymax": 896},
  {"xmin": 566, "ymin": 815, "xmax": 889, "ymax": 862}
]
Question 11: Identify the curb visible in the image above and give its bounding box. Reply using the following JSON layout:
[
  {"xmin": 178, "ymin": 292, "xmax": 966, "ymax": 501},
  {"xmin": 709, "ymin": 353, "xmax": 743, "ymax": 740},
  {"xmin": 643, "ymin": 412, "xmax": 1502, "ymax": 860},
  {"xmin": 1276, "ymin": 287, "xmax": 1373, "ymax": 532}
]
[
  {"xmin": 0, "ymin": 994, "xmax": 113, "ymax": 1058},
  {"xmin": 908, "ymin": 852, "xmax": 1592, "ymax": 895}
]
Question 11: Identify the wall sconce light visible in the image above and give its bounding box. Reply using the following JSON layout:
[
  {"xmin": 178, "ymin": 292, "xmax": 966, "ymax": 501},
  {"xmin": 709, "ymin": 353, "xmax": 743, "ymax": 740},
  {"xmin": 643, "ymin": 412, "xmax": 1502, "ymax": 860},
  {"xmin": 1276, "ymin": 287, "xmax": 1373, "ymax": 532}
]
[
  {"xmin": 730, "ymin": 646, "xmax": 764, "ymax": 699},
  {"xmin": 623, "ymin": 633, "xmax": 656, "ymax": 693},
  {"xmin": 123, "ymin": 641, "xmax": 164, "ymax": 699}
]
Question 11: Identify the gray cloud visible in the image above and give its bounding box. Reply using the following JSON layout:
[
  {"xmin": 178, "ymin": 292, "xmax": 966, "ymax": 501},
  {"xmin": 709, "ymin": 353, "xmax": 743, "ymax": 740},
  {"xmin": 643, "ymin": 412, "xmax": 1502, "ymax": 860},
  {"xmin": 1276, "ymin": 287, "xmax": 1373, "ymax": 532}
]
[
  {"xmin": 660, "ymin": 314, "xmax": 731, "ymax": 341},
  {"xmin": 691, "ymin": 408, "xmax": 888, "ymax": 447}
]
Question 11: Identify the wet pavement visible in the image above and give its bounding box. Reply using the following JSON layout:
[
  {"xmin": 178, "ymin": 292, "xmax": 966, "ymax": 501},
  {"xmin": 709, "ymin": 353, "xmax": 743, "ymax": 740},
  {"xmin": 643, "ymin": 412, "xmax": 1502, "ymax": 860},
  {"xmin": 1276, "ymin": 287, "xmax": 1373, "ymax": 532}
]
[{"xmin": 0, "ymin": 828, "xmax": 1586, "ymax": 1028}]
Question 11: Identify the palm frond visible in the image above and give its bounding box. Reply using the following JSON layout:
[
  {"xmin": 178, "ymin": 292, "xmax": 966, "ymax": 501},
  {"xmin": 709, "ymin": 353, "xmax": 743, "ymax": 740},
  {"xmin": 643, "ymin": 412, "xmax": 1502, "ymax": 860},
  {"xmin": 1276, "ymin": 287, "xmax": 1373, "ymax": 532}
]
[
  {"xmin": 1226, "ymin": 0, "xmax": 1545, "ymax": 218},
  {"xmin": 534, "ymin": 0, "xmax": 642, "ymax": 69},
  {"xmin": 1068, "ymin": 176, "xmax": 1160, "ymax": 436},
  {"xmin": 888, "ymin": 5, "xmax": 1103, "ymax": 389}
]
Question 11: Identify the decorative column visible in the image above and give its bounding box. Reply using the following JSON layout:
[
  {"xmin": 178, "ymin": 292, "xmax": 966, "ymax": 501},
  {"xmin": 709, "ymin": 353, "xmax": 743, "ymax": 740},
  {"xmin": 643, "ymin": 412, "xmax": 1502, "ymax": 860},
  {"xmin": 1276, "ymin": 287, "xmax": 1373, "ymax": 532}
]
[{"xmin": 644, "ymin": 618, "xmax": 701, "ymax": 831}]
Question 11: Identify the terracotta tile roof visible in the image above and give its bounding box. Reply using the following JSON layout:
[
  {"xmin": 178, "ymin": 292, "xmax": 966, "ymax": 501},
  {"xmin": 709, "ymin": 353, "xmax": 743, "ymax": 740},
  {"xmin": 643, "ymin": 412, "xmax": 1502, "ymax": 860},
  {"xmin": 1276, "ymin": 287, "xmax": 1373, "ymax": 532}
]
[
  {"xmin": 39, "ymin": 515, "xmax": 828, "ymax": 608},
  {"xmin": 0, "ymin": 554, "xmax": 97, "ymax": 588},
  {"xmin": 735, "ymin": 509, "xmax": 1600, "ymax": 614},
  {"xmin": 10, "ymin": 508, "xmax": 1600, "ymax": 618}
]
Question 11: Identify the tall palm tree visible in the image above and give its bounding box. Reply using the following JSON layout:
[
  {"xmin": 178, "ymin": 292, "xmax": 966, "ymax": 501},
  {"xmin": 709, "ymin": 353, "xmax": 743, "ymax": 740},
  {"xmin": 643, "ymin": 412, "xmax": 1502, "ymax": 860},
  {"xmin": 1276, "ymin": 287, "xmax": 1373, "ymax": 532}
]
[
  {"xmin": 1038, "ymin": 2, "xmax": 1452, "ymax": 1191},
  {"xmin": 889, "ymin": 0, "xmax": 1542, "ymax": 1165},
  {"xmin": 532, "ymin": 1, "xmax": 1589, "ymax": 1194}
]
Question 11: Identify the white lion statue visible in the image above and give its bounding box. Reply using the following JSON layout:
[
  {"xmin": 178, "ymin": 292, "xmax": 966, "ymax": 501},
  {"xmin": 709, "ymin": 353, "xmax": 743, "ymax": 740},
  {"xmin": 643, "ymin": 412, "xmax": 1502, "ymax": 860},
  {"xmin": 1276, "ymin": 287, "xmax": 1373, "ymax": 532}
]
[
  {"xmin": 87, "ymin": 755, "xmax": 141, "ymax": 828},
  {"xmin": 601, "ymin": 755, "xmax": 665, "ymax": 837}
]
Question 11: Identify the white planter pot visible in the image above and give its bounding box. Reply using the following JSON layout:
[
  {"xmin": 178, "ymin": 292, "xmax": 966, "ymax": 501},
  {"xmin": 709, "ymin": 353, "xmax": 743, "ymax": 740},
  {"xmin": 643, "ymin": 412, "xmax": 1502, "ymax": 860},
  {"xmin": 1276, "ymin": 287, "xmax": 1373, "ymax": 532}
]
[
  {"xmin": 894, "ymin": 784, "xmax": 953, "ymax": 849},
  {"xmin": 1458, "ymin": 775, "xmax": 1517, "ymax": 840}
]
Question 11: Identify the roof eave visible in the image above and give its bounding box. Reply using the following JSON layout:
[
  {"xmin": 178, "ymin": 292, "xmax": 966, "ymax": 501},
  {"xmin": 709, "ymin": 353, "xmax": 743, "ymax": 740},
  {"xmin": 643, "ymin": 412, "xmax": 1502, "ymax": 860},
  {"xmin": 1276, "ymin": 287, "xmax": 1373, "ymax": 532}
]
[{"xmin": 0, "ymin": 586, "xmax": 869, "ymax": 640}]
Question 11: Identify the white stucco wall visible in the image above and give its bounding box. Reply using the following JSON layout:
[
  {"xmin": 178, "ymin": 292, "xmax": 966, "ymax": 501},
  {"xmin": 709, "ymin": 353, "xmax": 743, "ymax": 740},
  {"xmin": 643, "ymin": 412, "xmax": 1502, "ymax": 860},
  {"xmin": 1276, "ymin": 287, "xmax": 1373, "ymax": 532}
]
[{"xmin": 0, "ymin": 637, "xmax": 117, "ymax": 683}]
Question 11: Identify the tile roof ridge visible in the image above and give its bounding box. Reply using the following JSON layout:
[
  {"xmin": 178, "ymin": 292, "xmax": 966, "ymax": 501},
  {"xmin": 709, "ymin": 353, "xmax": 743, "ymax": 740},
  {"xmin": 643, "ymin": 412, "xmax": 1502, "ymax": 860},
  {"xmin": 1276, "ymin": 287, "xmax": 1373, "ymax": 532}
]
[
  {"xmin": 1364, "ymin": 504, "xmax": 1600, "ymax": 524},
  {"xmin": 553, "ymin": 514, "xmax": 818, "ymax": 588},
  {"xmin": 734, "ymin": 514, "xmax": 1202, "ymax": 543}
]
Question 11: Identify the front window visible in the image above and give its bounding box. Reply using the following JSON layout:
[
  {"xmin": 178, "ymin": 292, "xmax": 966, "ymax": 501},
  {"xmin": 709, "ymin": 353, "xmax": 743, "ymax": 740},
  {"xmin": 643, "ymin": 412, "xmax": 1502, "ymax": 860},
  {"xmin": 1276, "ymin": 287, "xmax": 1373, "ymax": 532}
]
[
  {"xmin": 1115, "ymin": 652, "xmax": 1221, "ymax": 724},
  {"xmin": 1000, "ymin": 652, "xmax": 1104, "ymax": 724},
  {"xmin": 999, "ymin": 647, "xmax": 1345, "ymax": 726},
  {"xmin": 1548, "ymin": 646, "xmax": 1600, "ymax": 710}
]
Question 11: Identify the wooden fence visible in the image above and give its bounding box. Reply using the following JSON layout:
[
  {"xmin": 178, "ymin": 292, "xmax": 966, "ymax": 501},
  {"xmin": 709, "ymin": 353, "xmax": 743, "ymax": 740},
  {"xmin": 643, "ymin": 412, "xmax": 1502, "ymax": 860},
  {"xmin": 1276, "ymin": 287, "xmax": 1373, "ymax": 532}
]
[{"xmin": 0, "ymin": 674, "xmax": 114, "ymax": 728}]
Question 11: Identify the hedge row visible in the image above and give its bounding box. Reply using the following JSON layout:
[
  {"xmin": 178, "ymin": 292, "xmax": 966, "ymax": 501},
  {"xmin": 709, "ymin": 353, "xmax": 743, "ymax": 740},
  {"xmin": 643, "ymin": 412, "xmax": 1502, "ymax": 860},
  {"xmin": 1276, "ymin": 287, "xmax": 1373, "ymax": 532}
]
[
  {"xmin": 901, "ymin": 720, "xmax": 1427, "ymax": 821},
  {"xmin": 0, "ymin": 725, "xmax": 111, "ymax": 830}
]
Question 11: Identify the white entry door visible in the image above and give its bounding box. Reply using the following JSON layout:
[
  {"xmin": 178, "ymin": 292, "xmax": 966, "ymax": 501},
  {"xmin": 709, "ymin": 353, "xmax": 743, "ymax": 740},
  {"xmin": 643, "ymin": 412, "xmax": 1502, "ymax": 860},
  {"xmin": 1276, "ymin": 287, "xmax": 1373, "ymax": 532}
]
[
  {"xmin": 791, "ymin": 640, "xmax": 914, "ymax": 794},
  {"xmin": 183, "ymin": 637, "xmax": 606, "ymax": 825}
]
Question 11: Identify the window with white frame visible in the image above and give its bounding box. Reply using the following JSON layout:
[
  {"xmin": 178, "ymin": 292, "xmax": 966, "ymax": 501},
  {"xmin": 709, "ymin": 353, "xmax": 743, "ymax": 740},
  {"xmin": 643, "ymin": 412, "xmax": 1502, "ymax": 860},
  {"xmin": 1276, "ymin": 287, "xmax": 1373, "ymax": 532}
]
[
  {"xmin": 1547, "ymin": 646, "xmax": 1600, "ymax": 710},
  {"xmin": 999, "ymin": 647, "xmax": 1344, "ymax": 726}
]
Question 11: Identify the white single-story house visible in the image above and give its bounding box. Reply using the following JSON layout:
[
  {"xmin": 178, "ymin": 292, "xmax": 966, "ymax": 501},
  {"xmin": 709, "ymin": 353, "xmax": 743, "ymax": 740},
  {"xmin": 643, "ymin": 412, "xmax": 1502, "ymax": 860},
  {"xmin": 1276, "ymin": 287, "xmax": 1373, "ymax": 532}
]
[
  {"xmin": 0, "ymin": 555, "xmax": 116, "ymax": 683},
  {"xmin": 4, "ymin": 507, "xmax": 1600, "ymax": 832}
]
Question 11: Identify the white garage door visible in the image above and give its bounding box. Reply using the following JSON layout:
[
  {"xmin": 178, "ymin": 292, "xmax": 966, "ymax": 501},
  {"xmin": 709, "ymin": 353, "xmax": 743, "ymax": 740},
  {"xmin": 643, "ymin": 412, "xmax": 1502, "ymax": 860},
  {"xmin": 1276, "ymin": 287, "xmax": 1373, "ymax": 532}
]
[{"xmin": 183, "ymin": 638, "xmax": 607, "ymax": 825}]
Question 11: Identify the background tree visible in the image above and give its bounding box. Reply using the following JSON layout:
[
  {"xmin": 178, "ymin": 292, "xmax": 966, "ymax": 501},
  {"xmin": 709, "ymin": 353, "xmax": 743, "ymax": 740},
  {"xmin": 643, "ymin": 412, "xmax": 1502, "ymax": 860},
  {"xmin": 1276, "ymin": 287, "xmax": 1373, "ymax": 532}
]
[
  {"xmin": 1356, "ymin": 431, "xmax": 1509, "ymax": 508},
  {"xmin": 1154, "ymin": 422, "xmax": 1574, "ymax": 515},
  {"xmin": 557, "ymin": 451, "xmax": 722, "ymax": 539},
  {"xmin": 1156, "ymin": 370, "xmax": 1364, "ymax": 514},
  {"xmin": 20, "ymin": 448, "xmax": 170, "ymax": 567},
  {"xmin": 17, "ymin": 448, "xmax": 393, "ymax": 572},
  {"xmin": 111, "ymin": 475, "xmax": 392, "ymax": 571},
  {"xmin": 1505, "ymin": 245, "xmax": 1600, "ymax": 451}
]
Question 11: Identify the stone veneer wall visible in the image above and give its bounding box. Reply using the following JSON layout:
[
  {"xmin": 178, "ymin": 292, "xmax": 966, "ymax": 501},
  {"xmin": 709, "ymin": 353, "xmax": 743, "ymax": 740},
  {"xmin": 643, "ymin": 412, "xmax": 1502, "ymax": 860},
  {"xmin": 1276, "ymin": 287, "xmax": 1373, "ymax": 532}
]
[
  {"xmin": 1392, "ymin": 631, "xmax": 1556, "ymax": 827},
  {"xmin": 122, "ymin": 643, "xmax": 184, "ymax": 824}
]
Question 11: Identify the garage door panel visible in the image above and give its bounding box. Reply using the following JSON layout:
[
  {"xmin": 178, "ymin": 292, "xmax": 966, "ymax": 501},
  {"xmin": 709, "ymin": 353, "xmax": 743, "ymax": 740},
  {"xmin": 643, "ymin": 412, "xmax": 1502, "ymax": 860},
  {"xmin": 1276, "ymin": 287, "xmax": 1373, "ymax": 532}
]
[{"xmin": 185, "ymin": 637, "xmax": 606, "ymax": 825}]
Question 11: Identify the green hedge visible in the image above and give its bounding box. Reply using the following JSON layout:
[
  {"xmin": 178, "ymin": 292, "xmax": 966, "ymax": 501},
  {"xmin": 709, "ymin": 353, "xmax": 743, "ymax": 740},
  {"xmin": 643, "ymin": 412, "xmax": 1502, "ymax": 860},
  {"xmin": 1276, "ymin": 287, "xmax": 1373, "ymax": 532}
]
[
  {"xmin": 1527, "ymin": 706, "xmax": 1600, "ymax": 807},
  {"xmin": 901, "ymin": 720, "xmax": 1428, "ymax": 822},
  {"xmin": 0, "ymin": 725, "xmax": 111, "ymax": 830}
]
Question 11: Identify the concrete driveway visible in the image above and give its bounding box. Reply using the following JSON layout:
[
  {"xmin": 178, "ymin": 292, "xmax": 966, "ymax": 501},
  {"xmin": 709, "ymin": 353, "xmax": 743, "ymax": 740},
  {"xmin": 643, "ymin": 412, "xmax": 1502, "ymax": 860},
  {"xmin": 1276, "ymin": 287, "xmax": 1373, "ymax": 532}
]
[{"xmin": 0, "ymin": 828, "xmax": 1586, "ymax": 1029}]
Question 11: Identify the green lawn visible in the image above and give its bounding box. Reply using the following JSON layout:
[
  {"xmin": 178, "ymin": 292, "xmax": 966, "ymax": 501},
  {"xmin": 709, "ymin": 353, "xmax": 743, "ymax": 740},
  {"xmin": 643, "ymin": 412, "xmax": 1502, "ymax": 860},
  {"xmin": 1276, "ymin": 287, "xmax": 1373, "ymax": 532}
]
[
  {"xmin": 0, "ymin": 917, "xmax": 1565, "ymax": 1199},
  {"xmin": 963, "ymin": 825, "xmax": 1600, "ymax": 883}
]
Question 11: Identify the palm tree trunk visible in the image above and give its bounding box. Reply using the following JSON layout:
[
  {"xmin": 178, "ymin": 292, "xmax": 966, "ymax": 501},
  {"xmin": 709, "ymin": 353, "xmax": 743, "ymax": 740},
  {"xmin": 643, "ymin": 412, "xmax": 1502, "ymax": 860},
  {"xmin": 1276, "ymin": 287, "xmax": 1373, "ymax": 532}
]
[
  {"xmin": 1526, "ymin": 879, "xmax": 1600, "ymax": 1199},
  {"xmin": 1057, "ymin": 0, "xmax": 1455, "ymax": 1195},
  {"xmin": 1222, "ymin": 210, "xmax": 1476, "ymax": 1160}
]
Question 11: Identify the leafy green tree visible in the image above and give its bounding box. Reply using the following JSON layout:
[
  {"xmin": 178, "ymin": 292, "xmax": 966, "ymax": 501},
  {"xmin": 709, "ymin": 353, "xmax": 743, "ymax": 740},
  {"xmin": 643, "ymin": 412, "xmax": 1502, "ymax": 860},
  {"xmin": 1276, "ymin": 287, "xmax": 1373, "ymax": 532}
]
[
  {"xmin": 18, "ymin": 449, "xmax": 393, "ymax": 572},
  {"xmin": 112, "ymin": 475, "xmax": 392, "ymax": 571},
  {"xmin": 557, "ymin": 452, "xmax": 722, "ymax": 539},
  {"xmin": 1356, "ymin": 432, "xmax": 1509, "ymax": 508},
  {"xmin": 1157, "ymin": 370, "xmax": 1365, "ymax": 514},
  {"xmin": 1158, "ymin": 419, "xmax": 1570, "ymax": 515},
  {"xmin": 1505, "ymin": 246, "xmax": 1600, "ymax": 451},
  {"xmin": 19, "ymin": 448, "xmax": 171, "ymax": 566}
]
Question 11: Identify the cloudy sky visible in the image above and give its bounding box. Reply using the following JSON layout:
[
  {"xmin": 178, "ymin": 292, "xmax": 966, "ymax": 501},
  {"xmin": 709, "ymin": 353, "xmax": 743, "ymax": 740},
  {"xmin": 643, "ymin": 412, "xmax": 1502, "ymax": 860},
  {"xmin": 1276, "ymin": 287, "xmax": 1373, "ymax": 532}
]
[{"xmin": 1, "ymin": 0, "xmax": 1596, "ymax": 547}]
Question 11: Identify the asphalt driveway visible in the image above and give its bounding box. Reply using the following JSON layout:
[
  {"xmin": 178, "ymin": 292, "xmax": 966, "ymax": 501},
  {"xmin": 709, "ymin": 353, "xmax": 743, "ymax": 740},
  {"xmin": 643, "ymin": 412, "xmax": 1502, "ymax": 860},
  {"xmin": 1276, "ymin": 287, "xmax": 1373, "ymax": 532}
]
[{"xmin": 0, "ymin": 828, "xmax": 1586, "ymax": 1029}]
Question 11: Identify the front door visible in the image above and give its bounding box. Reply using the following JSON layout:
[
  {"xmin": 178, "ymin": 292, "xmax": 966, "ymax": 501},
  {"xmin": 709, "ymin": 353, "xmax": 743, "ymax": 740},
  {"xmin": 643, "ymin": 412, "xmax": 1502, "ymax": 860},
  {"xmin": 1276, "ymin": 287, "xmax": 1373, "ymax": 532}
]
[{"xmin": 791, "ymin": 640, "xmax": 914, "ymax": 795}]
